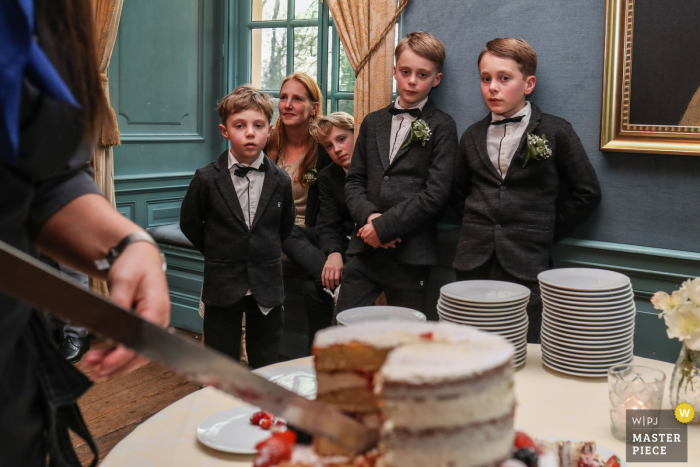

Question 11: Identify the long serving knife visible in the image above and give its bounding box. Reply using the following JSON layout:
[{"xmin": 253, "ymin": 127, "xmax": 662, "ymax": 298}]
[{"xmin": 0, "ymin": 240, "xmax": 378, "ymax": 454}]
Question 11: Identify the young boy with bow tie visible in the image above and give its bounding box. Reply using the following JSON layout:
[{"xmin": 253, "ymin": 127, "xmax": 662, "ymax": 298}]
[
  {"xmin": 451, "ymin": 38, "xmax": 602, "ymax": 342},
  {"xmin": 335, "ymin": 32, "xmax": 458, "ymax": 315},
  {"xmin": 180, "ymin": 85, "xmax": 295, "ymax": 367}
]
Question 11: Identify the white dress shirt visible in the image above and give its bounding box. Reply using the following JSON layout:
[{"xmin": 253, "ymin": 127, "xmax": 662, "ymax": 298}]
[
  {"xmin": 389, "ymin": 96, "xmax": 429, "ymax": 163},
  {"xmin": 486, "ymin": 101, "xmax": 531, "ymax": 178},
  {"xmin": 227, "ymin": 150, "xmax": 272, "ymax": 315}
]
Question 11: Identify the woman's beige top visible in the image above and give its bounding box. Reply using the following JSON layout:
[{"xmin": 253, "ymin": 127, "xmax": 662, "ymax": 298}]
[{"xmin": 278, "ymin": 156, "xmax": 308, "ymax": 227}]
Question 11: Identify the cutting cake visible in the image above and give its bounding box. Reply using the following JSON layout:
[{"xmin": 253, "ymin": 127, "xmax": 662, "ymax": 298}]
[{"xmin": 309, "ymin": 321, "xmax": 516, "ymax": 467}]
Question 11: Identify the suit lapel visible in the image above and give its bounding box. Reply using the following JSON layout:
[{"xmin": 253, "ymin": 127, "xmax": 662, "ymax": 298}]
[
  {"xmin": 473, "ymin": 114, "xmax": 502, "ymax": 181},
  {"xmin": 375, "ymin": 103, "xmax": 394, "ymax": 172},
  {"xmin": 504, "ymin": 103, "xmax": 542, "ymax": 182},
  {"xmin": 251, "ymin": 157, "xmax": 280, "ymax": 229},
  {"xmin": 213, "ymin": 151, "xmax": 249, "ymax": 231},
  {"xmin": 389, "ymin": 98, "xmax": 435, "ymax": 168}
]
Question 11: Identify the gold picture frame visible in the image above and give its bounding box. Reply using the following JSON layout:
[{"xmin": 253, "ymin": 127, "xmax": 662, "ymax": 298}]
[{"xmin": 600, "ymin": 0, "xmax": 700, "ymax": 155}]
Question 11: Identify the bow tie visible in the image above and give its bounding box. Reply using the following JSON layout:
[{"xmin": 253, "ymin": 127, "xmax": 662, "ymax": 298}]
[
  {"xmin": 490, "ymin": 115, "xmax": 524, "ymax": 125},
  {"xmin": 389, "ymin": 107, "xmax": 421, "ymax": 118},
  {"xmin": 234, "ymin": 162, "xmax": 267, "ymax": 178}
]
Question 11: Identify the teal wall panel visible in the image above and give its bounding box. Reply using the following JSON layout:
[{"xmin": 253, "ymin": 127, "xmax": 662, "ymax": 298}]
[{"xmin": 109, "ymin": 0, "xmax": 225, "ymax": 177}]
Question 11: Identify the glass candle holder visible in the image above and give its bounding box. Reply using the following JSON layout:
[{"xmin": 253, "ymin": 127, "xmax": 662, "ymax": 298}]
[{"xmin": 608, "ymin": 364, "xmax": 666, "ymax": 441}]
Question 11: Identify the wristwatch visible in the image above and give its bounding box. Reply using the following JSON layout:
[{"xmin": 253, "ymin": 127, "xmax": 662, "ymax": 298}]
[{"xmin": 94, "ymin": 232, "xmax": 167, "ymax": 272}]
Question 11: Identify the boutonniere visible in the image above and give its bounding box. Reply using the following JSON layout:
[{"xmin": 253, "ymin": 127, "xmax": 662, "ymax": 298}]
[
  {"xmin": 524, "ymin": 133, "xmax": 552, "ymax": 167},
  {"xmin": 304, "ymin": 167, "xmax": 318, "ymax": 185},
  {"xmin": 401, "ymin": 119, "xmax": 432, "ymax": 149}
]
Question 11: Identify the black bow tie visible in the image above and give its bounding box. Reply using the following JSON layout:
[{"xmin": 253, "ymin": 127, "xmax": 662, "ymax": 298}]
[
  {"xmin": 389, "ymin": 107, "xmax": 421, "ymax": 118},
  {"xmin": 234, "ymin": 162, "xmax": 267, "ymax": 178},
  {"xmin": 490, "ymin": 115, "xmax": 524, "ymax": 125}
]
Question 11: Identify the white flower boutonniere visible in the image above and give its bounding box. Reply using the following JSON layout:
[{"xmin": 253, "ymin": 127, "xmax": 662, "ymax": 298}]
[
  {"xmin": 524, "ymin": 133, "xmax": 552, "ymax": 167},
  {"xmin": 304, "ymin": 167, "xmax": 318, "ymax": 185},
  {"xmin": 401, "ymin": 119, "xmax": 432, "ymax": 150}
]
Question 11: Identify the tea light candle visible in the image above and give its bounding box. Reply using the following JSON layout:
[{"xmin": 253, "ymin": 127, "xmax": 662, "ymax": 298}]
[{"xmin": 615, "ymin": 395, "xmax": 647, "ymax": 431}]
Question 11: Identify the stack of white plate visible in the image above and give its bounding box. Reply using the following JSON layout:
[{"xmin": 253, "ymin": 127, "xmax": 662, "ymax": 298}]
[
  {"xmin": 538, "ymin": 268, "xmax": 636, "ymax": 377},
  {"xmin": 437, "ymin": 280, "xmax": 530, "ymax": 366},
  {"xmin": 336, "ymin": 306, "xmax": 426, "ymax": 326}
]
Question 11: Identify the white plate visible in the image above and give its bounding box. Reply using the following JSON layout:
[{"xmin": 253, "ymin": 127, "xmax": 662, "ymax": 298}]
[
  {"xmin": 542, "ymin": 306, "xmax": 637, "ymax": 325},
  {"xmin": 543, "ymin": 353, "xmax": 633, "ymax": 374},
  {"xmin": 543, "ymin": 325, "xmax": 634, "ymax": 342},
  {"xmin": 440, "ymin": 280, "xmax": 531, "ymax": 304},
  {"xmin": 254, "ymin": 365, "xmax": 317, "ymax": 399},
  {"xmin": 538, "ymin": 268, "xmax": 630, "ymax": 292},
  {"xmin": 543, "ymin": 303, "xmax": 635, "ymax": 318},
  {"xmin": 437, "ymin": 308, "xmax": 527, "ymax": 326},
  {"xmin": 539, "ymin": 437, "xmax": 627, "ymax": 466},
  {"xmin": 196, "ymin": 405, "xmax": 271, "ymax": 454},
  {"xmin": 439, "ymin": 295, "xmax": 530, "ymax": 309},
  {"xmin": 336, "ymin": 306, "xmax": 426, "ymax": 326},
  {"xmin": 437, "ymin": 303, "xmax": 528, "ymax": 317},
  {"xmin": 436, "ymin": 305, "xmax": 526, "ymax": 322},
  {"xmin": 540, "ymin": 282, "xmax": 632, "ymax": 298},
  {"xmin": 542, "ymin": 316, "xmax": 634, "ymax": 336},
  {"xmin": 441, "ymin": 314, "xmax": 528, "ymax": 331},
  {"xmin": 542, "ymin": 355, "xmax": 611, "ymax": 377},
  {"xmin": 438, "ymin": 298, "xmax": 529, "ymax": 313},
  {"xmin": 543, "ymin": 351, "xmax": 634, "ymax": 369},
  {"xmin": 542, "ymin": 347, "xmax": 634, "ymax": 365},
  {"xmin": 542, "ymin": 338, "xmax": 634, "ymax": 355},
  {"xmin": 542, "ymin": 296, "xmax": 634, "ymax": 313},
  {"xmin": 541, "ymin": 328, "xmax": 634, "ymax": 348},
  {"xmin": 541, "ymin": 290, "xmax": 634, "ymax": 307},
  {"xmin": 543, "ymin": 311, "xmax": 635, "ymax": 328}
]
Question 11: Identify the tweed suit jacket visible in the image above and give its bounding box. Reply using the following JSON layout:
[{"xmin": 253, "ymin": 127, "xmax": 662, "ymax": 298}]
[
  {"xmin": 345, "ymin": 98, "xmax": 458, "ymax": 265},
  {"xmin": 316, "ymin": 163, "xmax": 354, "ymax": 258},
  {"xmin": 451, "ymin": 103, "xmax": 601, "ymax": 282},
  {"xmin": 180, "ymin": 150, "xmax": 295, "ymax": 307}
]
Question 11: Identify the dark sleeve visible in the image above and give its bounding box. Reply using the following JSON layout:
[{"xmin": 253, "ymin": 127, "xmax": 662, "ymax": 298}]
[
  {"xmin": 553, "ymin": 123, "xmax": 602, "ymax": 242},
  {"xmin": 26, "ymin": 162, "xmax": 103, "ymax": 239},
  {"xmin": 279, "ymin": 175, "xmax": 296, "ymax": 242},
  {"xmin": 179, "ymin": 170, "xmax": 208, "ymax": 254},
  {"xmin": 344, "ymin": 118, "xmax": 379, "ymax": 226},
  {"xmin": 450, "ymin": 130, "xmax": 474, "ymax": 218},
  {"xmin": 316, "ymin": 172, "xmax": 345, "ymax": 256},
  {"xmin": 372, "ymin": 117, "xmax": 459, "ymax": 243}
]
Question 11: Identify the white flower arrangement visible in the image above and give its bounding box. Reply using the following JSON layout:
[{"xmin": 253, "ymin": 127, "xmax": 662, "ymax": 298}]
[
  {"xmin": 400, "ymin": 119, "xmax": 432, "ymax": 150},
  {"xmin": 524, "ymin": 133, "xmax": 552, "ymax": 167},
  {"xmin": 651, "ymin": 278, "xmax": 700, "ymax": 351}
]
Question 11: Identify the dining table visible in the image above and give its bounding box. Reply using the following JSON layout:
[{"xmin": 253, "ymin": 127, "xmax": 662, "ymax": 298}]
[{"xmin": 100, "ymin": 344, "xmax": 699, "ymax": 467}]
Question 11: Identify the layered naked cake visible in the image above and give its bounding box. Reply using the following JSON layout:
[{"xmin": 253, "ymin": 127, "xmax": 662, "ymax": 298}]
[{"xmin": 311, "ymin": 321, "xmax": 515, "ymax": 467}]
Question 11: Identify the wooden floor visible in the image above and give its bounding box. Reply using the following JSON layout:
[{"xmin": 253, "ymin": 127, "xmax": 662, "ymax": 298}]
[{"xmin": 71, "ymin": 330, "xmax": 203, "ymax": 466}]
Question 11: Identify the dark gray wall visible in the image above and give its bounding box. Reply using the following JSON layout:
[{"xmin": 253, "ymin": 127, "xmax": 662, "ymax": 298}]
[{"xmin": 404, "ymin": 0, "xmax": 700, "ymax": 253}]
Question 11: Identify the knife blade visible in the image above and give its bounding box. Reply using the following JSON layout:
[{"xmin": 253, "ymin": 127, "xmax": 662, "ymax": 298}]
[{"xmin": 0, "ymin": 240, "xmax": 378, "ymax": 453}]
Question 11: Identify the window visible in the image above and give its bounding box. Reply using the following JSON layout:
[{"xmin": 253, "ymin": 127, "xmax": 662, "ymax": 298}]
[{"xmin": 237, "ymin": 0, "xmax": 400, "ymax": 121}]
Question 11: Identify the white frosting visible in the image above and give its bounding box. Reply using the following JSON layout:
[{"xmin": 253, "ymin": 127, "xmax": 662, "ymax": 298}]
[
  {"xmin": 314, "ymin": 321, "xmax": 511, "ymax": 351},
  {"xmin": 315, "ymin": 372, "xmax": 369, "ymax": 394},
  {"xmin": 288, "ymin": 445, "xmax": 350, "ymax": 466},
  {"xmin": 379, "ymin": 340, "xmax": 513, "ymax": 384}
]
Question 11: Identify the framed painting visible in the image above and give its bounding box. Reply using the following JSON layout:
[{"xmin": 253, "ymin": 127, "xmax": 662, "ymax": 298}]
[{"xmin": 600, "ymin": 0, "xmax": 700, "ymax": 155}]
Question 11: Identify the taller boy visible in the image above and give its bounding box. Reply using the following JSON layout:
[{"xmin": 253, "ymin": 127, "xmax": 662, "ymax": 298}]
[
  {"xmin": 452, "ymin": 38, "xmax": 601, "ymax": 342},
  {"xmin": 336, "ymin": 32, "xmax": 458, "ymax": 314}
]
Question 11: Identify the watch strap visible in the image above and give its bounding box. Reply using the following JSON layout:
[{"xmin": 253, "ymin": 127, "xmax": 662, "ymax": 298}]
[{"xmin": 94, "ymin": 232, "xmax": 166, "ymax": 271}]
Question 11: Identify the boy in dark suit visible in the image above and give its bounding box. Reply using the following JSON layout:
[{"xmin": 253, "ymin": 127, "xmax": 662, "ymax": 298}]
[
  {"xmin": 452, "ymin": 38, "xmax": 602, "ymax": 342},
  {"xmin": 336, "ymin": 32, "xmax": 458, "ymax": 314},
  {"xmin": 295, "ymin": 112, "xmax": 357, "ymax": 346},
  {"xmin": 180, "ymin": 85, "xmax": 295, "ymax": 368}
]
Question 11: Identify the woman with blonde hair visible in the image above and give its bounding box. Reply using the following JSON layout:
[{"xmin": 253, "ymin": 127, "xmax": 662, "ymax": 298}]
[{"xmin": 268, "ymin": 72, "xmax": 331, "ymax": 228}]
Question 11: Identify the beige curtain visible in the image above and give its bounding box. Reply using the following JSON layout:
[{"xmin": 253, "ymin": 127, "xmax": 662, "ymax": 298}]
[
  {"xmin": 89, "ymin": 0, "xmax": 124, "ymax": 295},
  {"xmin": 326, "ymin": 0, "xmax": 409, "ymax": 138}
]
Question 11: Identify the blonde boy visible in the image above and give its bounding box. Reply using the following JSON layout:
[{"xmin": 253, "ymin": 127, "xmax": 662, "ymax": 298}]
[{"xmin": 336, "ymin": 32, "xmax": 458, "ymax": 315}]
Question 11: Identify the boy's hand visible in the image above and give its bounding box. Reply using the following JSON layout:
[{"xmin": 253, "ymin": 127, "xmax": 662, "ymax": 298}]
[
  {"xmin": 381, "ymin": 238, "xmax": 401, "ymax": 249},
  {"xmin": 322, "ymin": 252, "xmax": 344, "ymax": 290},
  {"xmin": 359, "ymin": 216, "xmax": 382, "ymax": 248}
]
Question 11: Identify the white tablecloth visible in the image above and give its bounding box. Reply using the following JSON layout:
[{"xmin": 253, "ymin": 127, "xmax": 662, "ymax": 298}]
[{"xmin": 101, "ymin": 345, "xmax": 699, "ymax": 466}]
